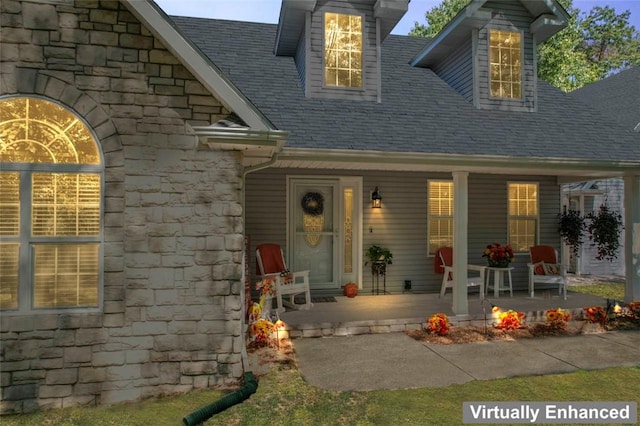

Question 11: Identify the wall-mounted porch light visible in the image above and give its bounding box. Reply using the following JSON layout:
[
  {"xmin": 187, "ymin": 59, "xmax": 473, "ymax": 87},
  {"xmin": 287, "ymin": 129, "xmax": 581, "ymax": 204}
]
[{"xmin": 371, "ymin": 186, "xmax": 382, "ymax": 208}]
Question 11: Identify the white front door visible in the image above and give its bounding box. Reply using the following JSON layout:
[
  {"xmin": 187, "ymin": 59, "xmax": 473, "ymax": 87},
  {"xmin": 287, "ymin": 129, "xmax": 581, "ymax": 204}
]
[{"xmin": 288, "ymin": 177, "xmax": 362, "ymax": 291}]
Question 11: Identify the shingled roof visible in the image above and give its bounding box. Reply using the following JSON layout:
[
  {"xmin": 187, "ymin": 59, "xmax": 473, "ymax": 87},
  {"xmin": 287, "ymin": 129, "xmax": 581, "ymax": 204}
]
[
  {"xmin": 171, "ymin": 16, "xmax": 640, "ymax": 165},
  {"xmin": 569, "ymin": 66, "xmax": 640, "ymax": 132}
]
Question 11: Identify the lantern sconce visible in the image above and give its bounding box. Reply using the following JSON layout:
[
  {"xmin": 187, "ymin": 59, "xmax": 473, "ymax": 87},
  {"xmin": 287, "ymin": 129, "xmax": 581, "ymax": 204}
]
[{"xmin": 371, "ymin": 186, "xmax": 382, "ymax": 209}]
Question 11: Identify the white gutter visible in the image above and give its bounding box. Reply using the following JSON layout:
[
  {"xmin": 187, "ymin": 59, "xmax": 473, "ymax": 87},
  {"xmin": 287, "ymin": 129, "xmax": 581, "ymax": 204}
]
[
  {"xmin": 192, "ymin": 126, "xmax": 289, "ymax": 142},
  {"xmin": 278, "ymin": 147, "xmax": 640, "ymax": 174}
]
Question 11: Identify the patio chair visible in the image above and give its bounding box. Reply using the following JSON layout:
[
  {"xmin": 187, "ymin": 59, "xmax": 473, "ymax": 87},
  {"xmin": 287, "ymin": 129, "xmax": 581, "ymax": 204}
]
[
  {"xmin": 256, "ymin": 243, "xmax": 313, "ymax": 314},
  {"xmin": 527, "ymin": 245, "xmax": 567, "ymax": 299},
  {"xmin": 436, "ymin": 247, "xmax": 486, "ymax": 299}
]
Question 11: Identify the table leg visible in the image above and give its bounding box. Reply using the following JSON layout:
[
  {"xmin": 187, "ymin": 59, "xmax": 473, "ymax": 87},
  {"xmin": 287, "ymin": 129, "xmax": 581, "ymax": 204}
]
[
  {"xmin": 507, "ymin": 270, "xmax": 513, "ymax": 297},
  {"xmin": 494, "ymin": 270, "xmax": 500, "ymax": 298}
]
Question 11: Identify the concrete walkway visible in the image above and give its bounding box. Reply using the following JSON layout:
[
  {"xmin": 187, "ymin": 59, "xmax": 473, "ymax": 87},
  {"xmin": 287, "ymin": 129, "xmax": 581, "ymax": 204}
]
[{"xmin": 292, "ymin": 330, "xmax": 640, "ymax": 391}]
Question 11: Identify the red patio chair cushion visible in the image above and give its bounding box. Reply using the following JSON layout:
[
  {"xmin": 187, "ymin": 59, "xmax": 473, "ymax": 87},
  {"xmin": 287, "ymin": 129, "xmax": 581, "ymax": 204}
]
[{"xmin": 256, "ymin": 243, "xmax": 286, "ymax": 275}]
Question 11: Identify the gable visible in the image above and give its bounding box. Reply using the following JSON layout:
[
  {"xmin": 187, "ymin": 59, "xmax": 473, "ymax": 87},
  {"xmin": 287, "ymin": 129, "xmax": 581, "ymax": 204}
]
[{"xmin": 410, "ymin": 0, "xmax": 568, "ymax": 112}]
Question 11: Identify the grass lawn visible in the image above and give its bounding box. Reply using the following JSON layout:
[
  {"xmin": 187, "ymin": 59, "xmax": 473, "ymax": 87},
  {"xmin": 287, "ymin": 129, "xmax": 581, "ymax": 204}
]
[
  {"xmin": 4, "ymin": 283, "xmax": 639, "ymax": 426},
  {"xmin": 4, "ymin": 366, "xmax": 639, "ymax": 426},
  {"xmin": 569, "ymin": 283, "xmax": 625, "ymax": 301}
]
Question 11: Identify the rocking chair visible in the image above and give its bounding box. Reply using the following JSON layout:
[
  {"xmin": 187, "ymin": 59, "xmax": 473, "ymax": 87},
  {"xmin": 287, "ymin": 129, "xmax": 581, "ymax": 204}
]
[{"xmin": 256, "ymin": 243, "xmax": 313, "ymax": 314}]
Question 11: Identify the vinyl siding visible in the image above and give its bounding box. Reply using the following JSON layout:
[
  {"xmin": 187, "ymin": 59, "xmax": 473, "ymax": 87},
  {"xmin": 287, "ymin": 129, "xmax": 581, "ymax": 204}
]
[
  {"xmin": 307, "ymin": 0, "xmax": 379, "ymax": 101},
  {"xmin": 432, "ymin": 38, "xmax": 474, "ymax": 102},
  {"xmin": 295, "ymin": 30, "xmax": 307, "ymax": 91},
  {"xmin": 245, "ymin": 169, "xmax": 560, "ymax": 295}
]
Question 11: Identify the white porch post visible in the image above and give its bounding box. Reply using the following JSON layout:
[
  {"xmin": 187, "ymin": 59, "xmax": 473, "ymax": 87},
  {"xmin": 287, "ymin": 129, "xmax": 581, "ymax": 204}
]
[
  {"xmin": 452, "ymin": 171, "xmax": 469, "ymax": 315},
  {"xmin": 623, "ymin": 175, "xmax": 640, "ymax": 302}
]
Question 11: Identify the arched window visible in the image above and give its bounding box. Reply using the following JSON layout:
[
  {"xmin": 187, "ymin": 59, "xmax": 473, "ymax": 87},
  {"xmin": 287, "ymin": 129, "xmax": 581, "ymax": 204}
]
[{"xmin": 0, "ymin": 97, "xmax": 103, "ymax": 312}]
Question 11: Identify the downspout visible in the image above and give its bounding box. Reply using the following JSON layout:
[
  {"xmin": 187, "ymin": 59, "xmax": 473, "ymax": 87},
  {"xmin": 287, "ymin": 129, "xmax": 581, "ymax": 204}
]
[{"xmin": 182, "ymin": 140, "xmax": 281, "ymax": 425}]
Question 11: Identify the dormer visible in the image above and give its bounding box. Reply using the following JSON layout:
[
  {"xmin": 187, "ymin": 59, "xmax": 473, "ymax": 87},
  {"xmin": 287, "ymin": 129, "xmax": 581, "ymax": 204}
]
[
  {"xmin": 274, "ymin": 0, "xmax": 408, "ymax": 101},
  {"xmin": 410, "ymin": 0, "xmax": 569, "ymax": 112}
]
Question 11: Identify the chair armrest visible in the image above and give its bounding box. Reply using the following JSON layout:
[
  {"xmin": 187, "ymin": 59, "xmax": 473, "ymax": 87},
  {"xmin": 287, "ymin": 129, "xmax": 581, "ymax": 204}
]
[
  {"xmin": 259, "ymin": 273, "xmax": 280, "ymax": 279},
  {"xmin": 467, "ymin": 264, "xmax": 486, "ymax": 272}
]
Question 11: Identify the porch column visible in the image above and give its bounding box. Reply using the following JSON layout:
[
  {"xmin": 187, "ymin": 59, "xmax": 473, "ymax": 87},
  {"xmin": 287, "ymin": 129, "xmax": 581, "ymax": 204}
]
[
  {"xmin": 452, "ymin": 171, "xmax": 469, "ymax": 315},
  {"xmin": 623, "ymin": 174, "xmax": 640, "ymax": 302}
]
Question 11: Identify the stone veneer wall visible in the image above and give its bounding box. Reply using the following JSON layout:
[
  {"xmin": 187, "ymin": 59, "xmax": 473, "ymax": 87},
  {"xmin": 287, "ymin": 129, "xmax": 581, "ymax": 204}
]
[{"xmin": 0, "ymin": 0, "xmax": 244, "ymax": 414}]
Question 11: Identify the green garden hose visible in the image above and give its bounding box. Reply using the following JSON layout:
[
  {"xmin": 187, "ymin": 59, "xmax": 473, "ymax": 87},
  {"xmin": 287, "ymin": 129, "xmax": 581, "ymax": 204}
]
[{"xmin": 182, "ymin": 372, "xmax": 258, "ymax": 426}]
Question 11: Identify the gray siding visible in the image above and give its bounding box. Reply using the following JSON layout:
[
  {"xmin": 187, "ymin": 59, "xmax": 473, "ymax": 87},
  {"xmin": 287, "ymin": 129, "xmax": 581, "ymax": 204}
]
[
  {"xmin": 432, "ymin": 38, "xmax": 474, "ymax": 102},
  {"xmin": 295, "ymin": 32, "xmax": 307, "ymax": 90},
  {"xmin": 246, "ymin": 169, "xmax": 561, "ymax": 295},
  {"xmin": 476, "ymin": 0, "xmax": 536, "ymax": 112},
  {"xmin": 307, "ymin": 0, "xmax": 379, "ymax": 101}
]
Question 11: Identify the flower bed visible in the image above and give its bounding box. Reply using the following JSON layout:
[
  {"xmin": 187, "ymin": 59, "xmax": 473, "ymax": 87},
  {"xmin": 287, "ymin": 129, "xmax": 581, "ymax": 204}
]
[{"xmin": 408, "ymin": 302, "xmax": 639, "ymax": 345}]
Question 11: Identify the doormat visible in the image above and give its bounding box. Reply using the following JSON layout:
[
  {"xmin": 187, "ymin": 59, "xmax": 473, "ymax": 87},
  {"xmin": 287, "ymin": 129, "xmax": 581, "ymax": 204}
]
[{"xmin": 295, "ymin": 295, "xmax": 337, "ymax": 303}]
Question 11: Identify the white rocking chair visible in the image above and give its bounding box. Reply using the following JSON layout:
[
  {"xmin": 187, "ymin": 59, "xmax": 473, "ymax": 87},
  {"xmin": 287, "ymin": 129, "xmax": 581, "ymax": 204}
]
[{"xmin": 256, "ymin": 243, "xmax": 313, "ymax": 314}]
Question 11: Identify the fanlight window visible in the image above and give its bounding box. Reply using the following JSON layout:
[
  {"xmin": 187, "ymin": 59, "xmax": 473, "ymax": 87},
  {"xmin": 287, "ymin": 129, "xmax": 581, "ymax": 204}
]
[
  {"xmin": 0, "ymin": 97, "xmax": 102, "ymax": 312},
  {"xmin": 324, "ymin": 12, "xmax": 363, "ymax": 88},
  {"xmin": 489, "ymin": 30, "xmax": 522, "ymax": 99}
]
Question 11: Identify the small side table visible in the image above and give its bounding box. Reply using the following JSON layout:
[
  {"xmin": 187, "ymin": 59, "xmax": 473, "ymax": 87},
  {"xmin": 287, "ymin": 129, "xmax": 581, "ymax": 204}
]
[{"xmin": 486, "ymin": 266, "xmax": 514, "ymax": 298}]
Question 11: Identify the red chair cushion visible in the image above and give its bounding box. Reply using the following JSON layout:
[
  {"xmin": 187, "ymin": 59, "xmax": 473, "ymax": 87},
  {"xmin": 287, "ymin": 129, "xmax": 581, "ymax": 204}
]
[
  {"xmin": 434, "ymin": 247, "xmax": 452, "ymax": 274},
  {"xmin": 256, "ymin": 244, "xmax": 286, "ymax": 275},
  {"xmin": 530, "ymin": 245, "xmax": 557, "ymax": 264}
]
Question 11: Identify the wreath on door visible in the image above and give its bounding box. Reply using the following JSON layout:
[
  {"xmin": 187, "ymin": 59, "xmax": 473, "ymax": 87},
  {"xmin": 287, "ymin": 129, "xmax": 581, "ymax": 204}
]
[
  {"xmin": 301, "ymin": 192, "xmax": 324, "ymax": 247},
  {"xmin": 301, "ymin": 192, "xmax": 324, "ymax": 216}
]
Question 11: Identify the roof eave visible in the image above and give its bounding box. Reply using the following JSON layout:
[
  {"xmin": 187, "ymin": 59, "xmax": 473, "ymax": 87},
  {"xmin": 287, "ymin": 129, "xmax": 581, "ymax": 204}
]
[
  {"xmin": 277, "ymin": 147, "xmax": 640, "ymax": 177},
  {"xmin": 374, "ymin": 0, "xmax": 410, "ymax": 42},
  {"xmin": 274, "ymin": 0, "xmax": 316, "ymax": 56},
  {"xmin": 529, "ymin": 14, "xmax": 566, "ymax": 43},
  {"xmin": 410, "ymin": 5, "xmax": 492, "ymax": 67},
  {"xmin": 410, "ymin": 0, "xmax": 569, "ymax": 67}
]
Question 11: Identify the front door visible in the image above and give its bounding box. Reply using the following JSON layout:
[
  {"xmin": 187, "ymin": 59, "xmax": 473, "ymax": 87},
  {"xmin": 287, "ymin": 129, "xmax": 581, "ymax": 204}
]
[{"xmin": 288, "ymin": 177, "xmax": 361, "ymax": 291}]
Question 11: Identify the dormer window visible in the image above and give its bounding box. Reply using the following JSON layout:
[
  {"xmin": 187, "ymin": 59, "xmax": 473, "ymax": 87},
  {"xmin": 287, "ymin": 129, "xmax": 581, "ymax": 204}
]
[
  {"xmin": 324, "ymin": 12, "xmax": 362, "ymax": 88},
  {"xmin": 489, "ymin": 30, "xmax": 522, "ymax": 99}
]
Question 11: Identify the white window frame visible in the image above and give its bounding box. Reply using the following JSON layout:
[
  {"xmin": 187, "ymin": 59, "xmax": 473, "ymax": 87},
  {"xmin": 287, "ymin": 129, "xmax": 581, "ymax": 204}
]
[
  {"xmin": 427, "ymin": 180, "xmax": 454, "ymax": 255},
  {"xmin": 507, "ymin": 182, "xmax": 539, "ymax": 252}
]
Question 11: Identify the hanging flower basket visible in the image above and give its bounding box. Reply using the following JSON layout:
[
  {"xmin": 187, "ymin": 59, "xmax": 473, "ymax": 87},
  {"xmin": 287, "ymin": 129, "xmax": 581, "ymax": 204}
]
[
  {"xmin": 558, "ymin": 208, "xmax": 585, "ymax": 256},
  {"xmin": 586, "ymin": 205, "xmax": 623, "ymax": 262}
]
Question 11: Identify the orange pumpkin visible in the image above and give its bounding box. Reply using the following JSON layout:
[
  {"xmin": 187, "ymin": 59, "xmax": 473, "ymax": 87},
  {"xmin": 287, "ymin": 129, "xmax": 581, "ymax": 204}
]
[{"xmin": 344, "ymin": 282, "xmax": 358, "ymax": 298}]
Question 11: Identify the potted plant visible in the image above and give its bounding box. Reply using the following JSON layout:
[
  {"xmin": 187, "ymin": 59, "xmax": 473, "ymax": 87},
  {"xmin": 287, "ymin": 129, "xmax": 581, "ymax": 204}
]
[
  {"xmin": 365, "ymin": 244, "xmax": 393, "ymax": 274},
  {"xmin": 586, "ymin": 204, "xmax": 623, "ymax": 261},
  {"xmin": 558, "ymin": 208, "xmax": 586, "ymax": 256}
]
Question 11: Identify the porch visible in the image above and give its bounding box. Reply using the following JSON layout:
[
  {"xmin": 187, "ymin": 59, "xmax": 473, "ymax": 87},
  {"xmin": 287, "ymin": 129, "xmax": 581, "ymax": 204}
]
[{"xmin": 279, "ymin": 289, "xmax": 609, "ymax": 338}]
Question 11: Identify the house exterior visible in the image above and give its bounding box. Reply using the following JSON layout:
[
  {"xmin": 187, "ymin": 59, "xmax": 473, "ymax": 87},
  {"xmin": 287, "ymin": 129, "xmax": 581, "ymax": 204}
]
[
  {"xmin": 0, "ymin": 0, "xmax": 639, "ymax": 414},
  {"xmin": 563, "ymin": 67, "xmax": 640, "ymax": 276}
]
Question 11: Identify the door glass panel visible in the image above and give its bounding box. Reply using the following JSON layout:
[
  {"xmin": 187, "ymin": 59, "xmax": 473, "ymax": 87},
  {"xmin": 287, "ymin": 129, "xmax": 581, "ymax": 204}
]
[
  {"xmin": 293, "ymin": 183, "xmax": 336, "ymax": 289},
  {"xmin": 343, "ymin": 188, "xmax": 353, "ymax": 274}
]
